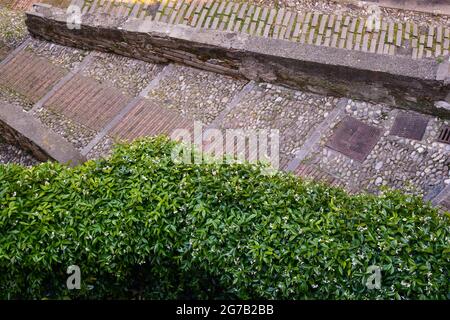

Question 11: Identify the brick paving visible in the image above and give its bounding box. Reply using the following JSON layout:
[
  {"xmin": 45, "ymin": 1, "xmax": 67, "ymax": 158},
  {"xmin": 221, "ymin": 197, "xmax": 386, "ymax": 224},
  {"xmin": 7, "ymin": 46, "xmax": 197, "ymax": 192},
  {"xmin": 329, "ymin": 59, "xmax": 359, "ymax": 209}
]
[
  {"xmin": 43, "ymin": 73, "xmax": 132, "ymax": 131},
  {"xmin": 110, "ymin": 97, "xmax": 192, "ymax": 141},
  {"xmin": 0, "ymin": 49, "xmax": 68, "ymax": 105},
  {"xmin": 0, "ymin": 44, "xmax": 9, "ymax": 61},
  {"xmin": 0, "ymin": 0, "xmax": 72, "ymax": 10},
  {"xmin": 74, "ymin": 0, "xmax": 450, "ymax": 59}
]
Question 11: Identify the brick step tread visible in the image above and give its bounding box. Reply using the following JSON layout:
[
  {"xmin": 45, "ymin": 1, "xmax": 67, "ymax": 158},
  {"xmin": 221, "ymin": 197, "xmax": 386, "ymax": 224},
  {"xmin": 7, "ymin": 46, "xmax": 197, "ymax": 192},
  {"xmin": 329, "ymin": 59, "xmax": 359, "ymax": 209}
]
[
  {"xmin": 295, "ymin": 163, "xmax": 344, "ymax": 187},
  {"xmin": 0, "ymin": 50, "xmax": 67, "ymax": 103},
  {"xmin": 77, "ymin": 0, "xmax": 450, "ymax": 60},
  {"xmin": 44, "ymin": 74, "xmax": 133, "ymax": 131},
  {"xmin": 111, "ymin": 97, "xmax": 192, "ymax": 141}
]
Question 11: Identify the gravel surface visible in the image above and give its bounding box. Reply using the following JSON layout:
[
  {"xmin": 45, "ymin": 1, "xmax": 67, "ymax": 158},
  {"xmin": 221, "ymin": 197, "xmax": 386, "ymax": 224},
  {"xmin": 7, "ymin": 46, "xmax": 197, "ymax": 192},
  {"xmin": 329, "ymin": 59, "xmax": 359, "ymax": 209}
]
[
  {"xmin": 147, "ymin": 65, "xmax": 247, "ymax": 125},
  {"xmin": 0, "ymin": 6, "xmax": 27, "ymax": 49},
  {"xmin": 82, "ymin": 52, "xmax": 164, "ymax": 96},
  {"xmin": 85, "ymin": 135, "xmax": 114, "ymax": 160},
  {"xmin": 35, "ymin": 108, "xmax": 98, "ymax": 150},
  {"xmin": 0, "ymin": 139, "xmax": 40, "ymax": 166},
  {"xmin": 26, "ymin": 38, "xmax": 88, "ymax": 70},
  {"xmin": 0, "ymin": 86, "xmax": 34, "ymax": 111}
]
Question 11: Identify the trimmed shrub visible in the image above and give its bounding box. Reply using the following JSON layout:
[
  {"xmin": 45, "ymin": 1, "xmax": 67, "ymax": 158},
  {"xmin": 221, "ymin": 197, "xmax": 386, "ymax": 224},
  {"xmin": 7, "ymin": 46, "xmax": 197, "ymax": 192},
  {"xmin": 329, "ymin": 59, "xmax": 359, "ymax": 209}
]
[{"xmin": 0, "ymin": 136, "xmax": 448, "ymax": 299}]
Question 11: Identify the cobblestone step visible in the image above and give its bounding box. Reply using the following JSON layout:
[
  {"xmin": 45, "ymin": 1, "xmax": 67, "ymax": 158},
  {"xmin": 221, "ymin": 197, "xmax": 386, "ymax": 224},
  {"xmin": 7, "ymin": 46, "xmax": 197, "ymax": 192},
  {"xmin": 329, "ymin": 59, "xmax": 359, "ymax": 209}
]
[
  {"xmin": 145, "ymin": 64, "xmax": 247, "ymax": 126},
  {"xmin": 76, "ymin": 0, "xmax": 450, "ymax": 59},
  {"xmin": 0, "ymin": 49, "xmax": 68, "ymax": 102}
]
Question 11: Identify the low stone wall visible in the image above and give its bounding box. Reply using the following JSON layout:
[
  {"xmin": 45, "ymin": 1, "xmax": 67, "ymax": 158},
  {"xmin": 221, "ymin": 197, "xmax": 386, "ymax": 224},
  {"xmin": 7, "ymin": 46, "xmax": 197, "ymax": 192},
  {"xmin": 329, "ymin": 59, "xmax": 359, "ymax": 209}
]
[
  {"xmin": 0, "ymin": 102, "xmax": 86, "ymax": 166},
  {"xmin": 25, "ymin": 4, "xmax": 450, "ymax": 118}
]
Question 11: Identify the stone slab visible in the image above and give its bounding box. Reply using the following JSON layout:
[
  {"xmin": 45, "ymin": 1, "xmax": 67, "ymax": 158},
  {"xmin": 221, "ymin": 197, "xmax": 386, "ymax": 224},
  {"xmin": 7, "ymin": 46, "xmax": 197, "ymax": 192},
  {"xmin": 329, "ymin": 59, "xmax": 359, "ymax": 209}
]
[
  {"xmin": 0, "ymin": 102, "xmax": 85, "ymax": 166},
  {"xmin": 326, "ymin": 116, "xmax": 382, "ymax": 162},
  {"xmin": 390, "ymin": 111, "xmax": 429, "ymax": 140}
]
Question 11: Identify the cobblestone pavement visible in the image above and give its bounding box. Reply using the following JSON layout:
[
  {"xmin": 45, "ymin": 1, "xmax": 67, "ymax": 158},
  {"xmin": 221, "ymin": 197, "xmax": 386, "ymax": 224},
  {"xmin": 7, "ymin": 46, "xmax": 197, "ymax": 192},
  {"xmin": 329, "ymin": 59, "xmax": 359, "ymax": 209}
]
[
  {"xmin": 218, "ymin": 82, "xmax": 338, "ymax": 168},
  {"xmin": 146, "ymin": 64, "xmax": 247, "ymax": 125},
  {"xmin": 0, "ymin": 86, "xmax": 34, "ymax": 111},
  {"xmin": 0, "ymin": 7, "xmax": 33, "ymax": 110},
  {"xmin": 26, "ymin": 38, "xmax": 88, "ymax": 70},
  {"xmin": 300, "ymin": 100, "xmax": 450, "ymax": 197},
  {"xmin": 82, "ymin": 52, "xmax": 164, "ymax": 96},
  {"xmin": 35, "ymin": 107, "xmax": 98, "ymax": 149},
  {"xmin": 0, "ymin": 5, "xmax": 449, "ymax": 210},
  {"xmin": 85, "ymin": 135, "xmax": 114, "ymax": 160}
]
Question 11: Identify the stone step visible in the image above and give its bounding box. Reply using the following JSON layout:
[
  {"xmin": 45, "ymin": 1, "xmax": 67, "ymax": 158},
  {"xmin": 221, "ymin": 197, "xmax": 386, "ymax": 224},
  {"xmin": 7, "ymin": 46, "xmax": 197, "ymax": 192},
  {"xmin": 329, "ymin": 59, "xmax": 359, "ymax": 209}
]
[
  {"xmin": 0, "ymin": 50, "xmax": 67, "ymax": 103},
  {"xmin": 0, "ymin": 101, "xmax": 86, "ymax": 165},
  {"xmin": 441, "ymin": 195, "xmax": 450, "ymax": 211}
]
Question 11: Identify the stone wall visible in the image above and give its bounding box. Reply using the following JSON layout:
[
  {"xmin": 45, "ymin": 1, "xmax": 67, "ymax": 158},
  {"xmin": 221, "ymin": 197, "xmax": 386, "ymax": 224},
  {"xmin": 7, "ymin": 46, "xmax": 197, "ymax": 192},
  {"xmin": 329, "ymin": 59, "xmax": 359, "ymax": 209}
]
[
  {"xmin": 25, "ymin": 4, "xmax": 450, "ymax": 118},
  {"xmin": 0, "ymin": 102, "xmax": 86, "ymax": 166}
]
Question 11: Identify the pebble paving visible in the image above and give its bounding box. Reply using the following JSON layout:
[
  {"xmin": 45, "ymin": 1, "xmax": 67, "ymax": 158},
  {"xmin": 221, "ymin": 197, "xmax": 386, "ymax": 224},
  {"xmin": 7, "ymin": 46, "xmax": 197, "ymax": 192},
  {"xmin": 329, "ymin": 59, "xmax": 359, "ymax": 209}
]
[
  {"xmin": 82, "ymin": 52, "xmax": 164, "ymax": 96},
  {"xmin": 218, "ymin": 82, "xmax": 337, "ymax": 169},
  {"xmin": 0, "ymin": 138, "xmax": 40, "ymax": 165},
  {"xmin": 146, "ymin": 64, "xmax": 246, "ymax": 125},
  {"xmin": 300, "ymin": 100, "xmax": 450, "ymax": 196}
]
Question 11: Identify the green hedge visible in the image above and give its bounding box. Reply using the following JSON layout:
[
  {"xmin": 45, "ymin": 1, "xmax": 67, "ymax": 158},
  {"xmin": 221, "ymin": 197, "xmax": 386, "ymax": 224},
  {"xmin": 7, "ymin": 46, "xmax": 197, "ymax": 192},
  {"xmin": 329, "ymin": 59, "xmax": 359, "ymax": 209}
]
[{"xmin": 0, "ymin": 137, "xmax": 448, "ymax": 299}]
